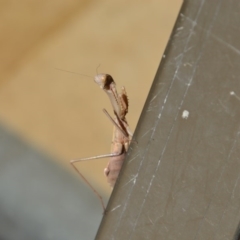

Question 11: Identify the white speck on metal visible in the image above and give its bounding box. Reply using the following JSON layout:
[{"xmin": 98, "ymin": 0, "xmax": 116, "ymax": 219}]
[{"xmin": 182, "ymin": 110, "xmax": 189, "ymax": 119}]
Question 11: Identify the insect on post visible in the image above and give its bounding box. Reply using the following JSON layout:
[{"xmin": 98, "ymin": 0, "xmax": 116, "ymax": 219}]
[{"xmin": 70, "ymin": 74, "xmax": 132, "ymax": 210}]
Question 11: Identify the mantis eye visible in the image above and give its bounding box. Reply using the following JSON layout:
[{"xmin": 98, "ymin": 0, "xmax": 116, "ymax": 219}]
[
  {"xmin": 104, "ymin": 167, "xmax": 110, "ymax": 177},
  {"xmin": 94, "ymin": 74, "xmax": 114, "ymax": 90}
]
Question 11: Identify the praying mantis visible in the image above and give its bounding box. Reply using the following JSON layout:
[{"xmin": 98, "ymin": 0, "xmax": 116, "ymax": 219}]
[{"xmin": 70, "ymin": 74, "xmax": 132, "ymax": 210}]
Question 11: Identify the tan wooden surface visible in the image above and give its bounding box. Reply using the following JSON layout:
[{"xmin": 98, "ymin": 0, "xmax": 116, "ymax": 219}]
[{"xmin": 0, "ymin": 0, "xmax": 182, "ymax": 197}]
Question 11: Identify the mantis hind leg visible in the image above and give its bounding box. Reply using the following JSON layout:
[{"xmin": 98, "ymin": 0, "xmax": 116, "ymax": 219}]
[{"xmin": 70, "ymin": 151, "xmax": 123, "ymax": 212}]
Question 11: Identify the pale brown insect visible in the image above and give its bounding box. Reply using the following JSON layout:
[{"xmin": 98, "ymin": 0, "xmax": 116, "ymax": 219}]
[{"xmin": 70, "ymin": 74, "xmax": 132, "ymax": 210}]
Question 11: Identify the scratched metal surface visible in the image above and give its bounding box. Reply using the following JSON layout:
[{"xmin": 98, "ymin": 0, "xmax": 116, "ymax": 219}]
[{"xmin": 96, "ymin": 0, "xmax": 240, "ymax": 239}]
